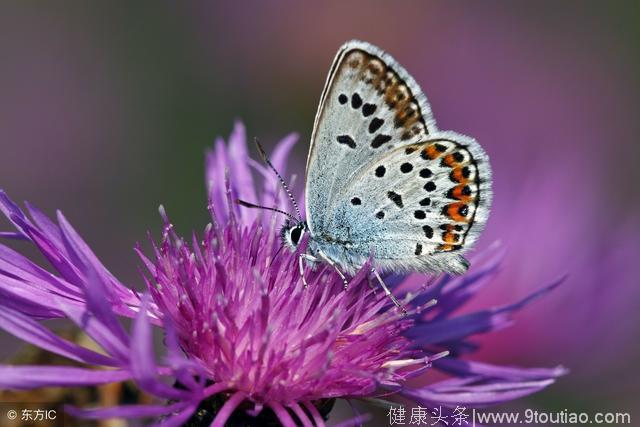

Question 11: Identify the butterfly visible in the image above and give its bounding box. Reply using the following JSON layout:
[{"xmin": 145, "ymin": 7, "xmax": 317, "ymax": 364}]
[{"xmin": 242, "ymin": 40, "xmax": 492, "ymax": 310}]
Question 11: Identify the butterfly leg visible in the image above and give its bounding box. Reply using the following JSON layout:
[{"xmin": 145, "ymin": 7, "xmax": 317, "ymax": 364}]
[
  {"xmin": 371, "ymin": 268, "xmax": 406, "ymax": 315},
  {"xmin": 298, "ymin": 254, "xmax": 309, "ymax": 289},
  {"xmin": 299, "ymin": 253, "xmax": 321, "ymax": 288},
  {"xmin": 317, "ymin": 250, "xmax": 349, "ymax": 290}
]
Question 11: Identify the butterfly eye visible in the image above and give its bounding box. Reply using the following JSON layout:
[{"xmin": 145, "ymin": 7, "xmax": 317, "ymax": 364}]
[{"xmin": 290, "ymin": 226, "xmax": 303, "ymax": 245}]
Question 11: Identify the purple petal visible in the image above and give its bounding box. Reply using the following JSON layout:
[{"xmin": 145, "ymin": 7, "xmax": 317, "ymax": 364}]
[
  {"xmin": 270, "ymin": 132, "xmax": 298, "ymax": 174},
  {"xmin": 210, "ymin": 391, "xmax": 245, "ymax": 427},
  {"xmin": 270, "ymin": 403, "xmax": 297, "ymax": 427},
  {"xmin": 9, "ymin": 214, "xmax": 84, "ymax": 287},
  {"xmin": 0, "ymin": 274, "xmax": 76, "ymax": 318},
  {"xmin": 227, "ymin": 121, "xmax": 258, "ymax": 207},
  {"xmin": 0, "ymin": 190, "xmax": 27, "ymax": 231},
  {"xmin": 81, "ymin": 267, "xmax": 131, "ymax": 347},
  {"xmin": 303, "ymin": 401, "xmax": 326, "ymax": 427},
  {"xmin": 0, "ymin": 242, "xmax": 82, "ymax": 299},
  {"xmin": 409, "ymin": 244, "xmax": 504, "ymax": 311},
  {"xmin": 0, "ymin": 366, "xmax": 131, "ymax": 389},
  {"xmin": 434, "ymin": 358, "xmax": 568, "ymax": 381},
  {"xmin": 409, "ymin": 278, "xmax": 564, "ymax": 346},
  {"xmin": 130, "ymin": 294, "xmax": 190, "ymax": 400},
  {"xmin": 402, "ymin": 377, "xmax": 558, "ymax": 408},
  {"xmin": 0, "ymin": 195, "xmax": 137, "ymax": 314},
  {"xmin": 162, "ymin": 317, "xmax": 205, "ymax": 391},
  {"xmin": 0, "ymin": 305, "xmax": 118, "ymax": 366},
  {"xmin": 0, "ymin": 231, "xmax": 28, "ymax": 240},
  {"xmin": 57, "ymin": 212, "xmax": 138, "ymax": 307},
  {"xmin": 58, "ymin": 302, "xmax": 129, "ymax": 362},
  {"xmin": 24, "ymin": 202, "xmax": 65, "ymax": 248},
  {"xmin": 260, "ymin": 133, "xmax": 299, "ymax": 211},
  {"xmin": 290, "ymin": 402, "xmax": 313, "ymax": 427},
  {"xmin": 407, "ymin": 311, "xmax": 512, "ymax": 346},
  {"xmin": 432, "ymin": 250, "xmax": 504, "ymax": 319},
  {"xmin": 207, "ymin": 137, "xmax": 230, "ymax": 223}
]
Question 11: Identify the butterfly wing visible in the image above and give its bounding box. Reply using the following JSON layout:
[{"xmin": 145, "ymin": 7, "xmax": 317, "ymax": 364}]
[
  {"xmin": 305, "ymin": 40, "xmax": 492, "ymax": 274},
  {"xmin": 328, "ymin": 136, "xmax": 492, "ymax": 274},
  {"xmin": 305, "ymin": 40, "xmax": 435, "ymax": 234}
]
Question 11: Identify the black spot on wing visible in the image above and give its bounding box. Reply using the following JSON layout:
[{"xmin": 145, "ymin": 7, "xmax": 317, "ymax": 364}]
[
  {"xmin": 336, "ymin": 135, "xmax": 356, "ymax": 149},
  {"xmin": 423, "ymin": 225, "xmax": 434, "ymax": 239},
  {"xmin": 400, "ymin": 162, "xmax": 413, "ymax": 173},
  {"xmin": 415, "ymin": 243, "xmax": 423, "ymax": 255},
  {"xmin": 351, "ymin": 93, "xmax": 363, "ymax": 109},
  {"xmin": 362, "ymin": 103, "xmax": 377, "ymax": 117},
  {"xmin": 371, "ymin": 134, "xmax": 392, "ymax": 148},
  {"xmin": 424, "ymin": 181, "xmax": 436, "ymax": 192},
  {"xmin": 369, "ymin": 118, "xmax": 384, "ymax": 134},
  {"xmin": 375, "ymin": 165, "xmax": 386, "ymax": 177},
  {"xmin": 351, "ymin": 197, "xmax": 361, "ymax": 205},
  {"xmin": 434, "ymin": 143, "xmax": 447, "ymax": 152},
  {"xmin": 387, "ymin": 191, "xmax": 403, "ymax": 208},
  {"xmin": 338, "ymin": 94, "xmax": 348, "ymax": 104}
]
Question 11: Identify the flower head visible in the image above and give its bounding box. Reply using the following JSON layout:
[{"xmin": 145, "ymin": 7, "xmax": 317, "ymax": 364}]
[
  {"xmin": 0, "ymin": 122, "xmax": 565, "ymax": 426},
  {"xmin": 146, "ymin": 205, "xmax": 426, "ymax": 403}
]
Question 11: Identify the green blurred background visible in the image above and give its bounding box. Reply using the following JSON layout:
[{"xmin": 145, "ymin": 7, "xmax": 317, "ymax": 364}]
[{"xmin": 1, "ymin": 1, "xmax": 639, "ymax": 425}]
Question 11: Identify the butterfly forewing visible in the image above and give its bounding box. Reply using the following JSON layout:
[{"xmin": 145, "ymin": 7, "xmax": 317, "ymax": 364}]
[
  {"xmin": 305, "ymin": 40, "xmax": 492, "ymax": 274},
  {"xmin": 305, "ymin": 41, "xmax": 435, "ymax": 234}
]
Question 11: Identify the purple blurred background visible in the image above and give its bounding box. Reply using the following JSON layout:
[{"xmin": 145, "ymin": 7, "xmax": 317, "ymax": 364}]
[{"xmin": 1, "ymin": 1, "xmax": 639, "ymax": 424}]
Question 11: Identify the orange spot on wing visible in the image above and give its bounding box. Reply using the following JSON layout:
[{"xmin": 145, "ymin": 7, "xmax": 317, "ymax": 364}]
[
  {"xmin": 443, "ymin": 232, "xmax": 459, "ymax": 244},
  {"xmin": 450, "ymin": 185, "xmax": 473, "ymax": 202},
  {"xmin": 451, "ymin": 167, "xmax": 469, "ymax": 184},
  {"xmin": 423, "ymin": 145, "xmax": 440, "ymax": 160},
  {"xmin": 444, "ymin": 203, "xmax": 470, "ymax": 223},
  {"xmin": 442, "ymin": 154, "xmax": 459, "ymax": 168}
]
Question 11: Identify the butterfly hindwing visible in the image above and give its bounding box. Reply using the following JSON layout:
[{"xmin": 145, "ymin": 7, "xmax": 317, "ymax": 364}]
[{"xmin": 328, "ymin": 136, "xmax": 491, "ymax": 274}]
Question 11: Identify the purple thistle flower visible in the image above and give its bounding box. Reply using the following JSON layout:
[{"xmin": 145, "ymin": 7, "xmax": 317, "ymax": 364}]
[{"xmin": 0, "ymin": 121, "xmax": 565, "ymax": 426}]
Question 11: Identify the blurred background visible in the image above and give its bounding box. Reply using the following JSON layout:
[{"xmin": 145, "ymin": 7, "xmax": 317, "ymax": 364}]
[{"xmin": 1, "ymin": 1, "xmax": 639, "ymax": 425}]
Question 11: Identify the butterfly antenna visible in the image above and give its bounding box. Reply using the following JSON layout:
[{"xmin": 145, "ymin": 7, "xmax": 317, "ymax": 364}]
[
  {"xmin": 254, "ymin": 137, "xmax": 303, "ymax": 221},
  {"xmin": 236, "ymin": 199, "xmax": 298, "ymax": 222},
  {"xmin": 268, "ymin": 244, "xmax": 285, "ymax": 268}
]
